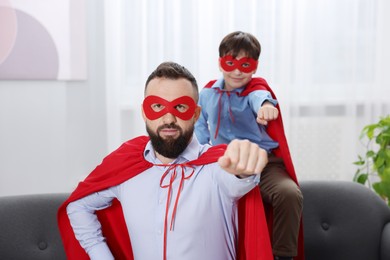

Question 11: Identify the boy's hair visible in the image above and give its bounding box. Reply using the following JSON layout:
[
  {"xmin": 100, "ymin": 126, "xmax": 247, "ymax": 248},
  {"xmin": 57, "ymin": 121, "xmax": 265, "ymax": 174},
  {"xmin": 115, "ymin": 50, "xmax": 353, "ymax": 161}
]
[
  {"xmin": 145, "ymin": 61, "xmax": 199, "ymax": 102},
  {"xmin": 219, "ymin": 31, "xmax": 261, "ymax": 60}
]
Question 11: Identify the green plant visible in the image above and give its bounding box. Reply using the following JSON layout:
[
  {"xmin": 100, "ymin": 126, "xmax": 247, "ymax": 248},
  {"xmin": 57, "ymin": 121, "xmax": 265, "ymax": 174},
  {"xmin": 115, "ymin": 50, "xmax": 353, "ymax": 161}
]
[{"xmin": 353, "ymin": 115, "xmax": 390, "ymax": 207}]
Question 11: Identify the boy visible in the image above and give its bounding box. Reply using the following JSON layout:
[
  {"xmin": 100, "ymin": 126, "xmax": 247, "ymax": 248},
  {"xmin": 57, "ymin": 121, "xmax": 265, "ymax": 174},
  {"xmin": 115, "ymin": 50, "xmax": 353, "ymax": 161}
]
[{"xmin": 195, "ymin": 31, "xmax": 303, "ymax": 260}]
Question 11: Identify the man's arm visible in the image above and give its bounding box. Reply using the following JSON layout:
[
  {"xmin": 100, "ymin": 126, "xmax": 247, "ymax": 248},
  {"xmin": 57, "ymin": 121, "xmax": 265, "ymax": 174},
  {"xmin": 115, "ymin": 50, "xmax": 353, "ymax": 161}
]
[
  {"xmin": 66, "ymin": 189, "xmax": 117, "ymax": 260},
  {"xmin": 218, "ymin": 139, "xmax": 268, "ymax": 177}
]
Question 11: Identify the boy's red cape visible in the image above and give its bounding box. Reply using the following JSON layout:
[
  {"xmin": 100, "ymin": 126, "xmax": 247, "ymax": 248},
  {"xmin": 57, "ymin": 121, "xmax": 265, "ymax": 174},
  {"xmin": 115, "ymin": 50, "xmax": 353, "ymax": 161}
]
[
  {"xmin": 58, "ymin": 136, "xmax": 273, "ymax": 260},
  {"xmin": 205, "ymin": 77, "xmax": 305, "ymax": 260}
]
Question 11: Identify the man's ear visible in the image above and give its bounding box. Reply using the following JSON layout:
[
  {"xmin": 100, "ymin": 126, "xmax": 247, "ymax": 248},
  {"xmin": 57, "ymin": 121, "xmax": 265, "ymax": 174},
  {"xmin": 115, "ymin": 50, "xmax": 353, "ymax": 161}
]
[
  {"xmin": 193, "ymin": 105, "xmax": 202, "ymax": 122},
  {"xmin": 141, "ymin": 105, "xmax": 147, "ymax": 122}
]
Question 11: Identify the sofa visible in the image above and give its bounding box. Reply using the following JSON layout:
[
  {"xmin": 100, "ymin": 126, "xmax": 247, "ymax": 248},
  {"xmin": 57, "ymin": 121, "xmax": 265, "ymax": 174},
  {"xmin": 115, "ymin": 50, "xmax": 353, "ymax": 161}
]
[{"xmin": 0, "ymin": 181, "xmax": 389, "ymax": 260}]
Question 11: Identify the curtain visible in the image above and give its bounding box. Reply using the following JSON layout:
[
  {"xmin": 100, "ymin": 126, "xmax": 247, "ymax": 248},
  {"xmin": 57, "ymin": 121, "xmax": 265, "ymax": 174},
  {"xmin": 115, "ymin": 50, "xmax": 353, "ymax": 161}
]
[{"xmin": 104, "ymin": 0, "xmax": 390, "ymax": 181}]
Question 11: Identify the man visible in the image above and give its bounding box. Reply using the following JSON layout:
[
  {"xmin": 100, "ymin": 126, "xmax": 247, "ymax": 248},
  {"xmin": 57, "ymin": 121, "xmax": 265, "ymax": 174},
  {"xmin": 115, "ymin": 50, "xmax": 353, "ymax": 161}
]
[{"xmin": 58, "ymin": 62, "xmax": 273, "ymax": 260}]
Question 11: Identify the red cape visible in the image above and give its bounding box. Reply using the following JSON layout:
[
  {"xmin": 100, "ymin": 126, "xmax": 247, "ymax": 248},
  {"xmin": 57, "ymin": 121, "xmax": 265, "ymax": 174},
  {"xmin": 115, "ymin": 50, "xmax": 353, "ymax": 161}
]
[
  {"xmin": 58, "ymin": 136, "xmax": 273, "ymax": 260},
  {"xmin": 205, "ymin": 78, "xmax": 305, "ymax": 259}
]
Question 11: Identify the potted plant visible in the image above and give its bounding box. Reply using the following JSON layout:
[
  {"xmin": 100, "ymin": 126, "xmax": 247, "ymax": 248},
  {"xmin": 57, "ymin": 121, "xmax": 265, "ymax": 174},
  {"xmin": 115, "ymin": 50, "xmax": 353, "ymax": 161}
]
[{"xmin": 353, "ymin": 115, "xmax": 390, "ymax": 206}]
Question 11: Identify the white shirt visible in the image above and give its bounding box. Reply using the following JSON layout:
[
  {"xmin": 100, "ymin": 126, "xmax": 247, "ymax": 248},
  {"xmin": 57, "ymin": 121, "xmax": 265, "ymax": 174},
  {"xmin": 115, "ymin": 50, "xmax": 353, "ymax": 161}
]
[{"xmin": 67, "ymin": 136, "xmax": 260, "ymax": 260}]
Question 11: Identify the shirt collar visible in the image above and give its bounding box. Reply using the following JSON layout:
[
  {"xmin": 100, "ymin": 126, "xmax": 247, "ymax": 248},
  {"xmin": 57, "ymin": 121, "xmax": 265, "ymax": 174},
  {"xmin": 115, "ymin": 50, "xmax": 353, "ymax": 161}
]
[
  {"xmin": 211, "ymin": 78, "xmax": 246, "ymax": 94},
  {"xmin": 143, "ymin": 135, "xmax": 201, "ymax": 164}
]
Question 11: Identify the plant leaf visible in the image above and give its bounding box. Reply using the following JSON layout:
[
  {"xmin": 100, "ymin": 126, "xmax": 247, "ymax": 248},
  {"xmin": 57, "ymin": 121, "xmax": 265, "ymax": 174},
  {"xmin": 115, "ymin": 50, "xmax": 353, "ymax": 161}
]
[
  {"xmin": 381, "ymin": 168, "xmax": 390, "ymax": 182},
  {"xmin": 355, "ymin": 173, "xmax": 368, "ymax": 184},
  {"xmin": 366, "ymin": 150, "xmax": 375, "ymax": 158},
  {"xmin": 374, "ymin": 156, "xmax": 385, "ymax": 169},
  {"xmin": 373, "ymin": 182, "xmax": 384, "ymax": 197},
  {"xmin": 378, "ymin": 181, "xmax": 390, "ymax": 200},
  {"xmin": 353, "ymin": 160, "xmax": 365, "ymax": 166}
]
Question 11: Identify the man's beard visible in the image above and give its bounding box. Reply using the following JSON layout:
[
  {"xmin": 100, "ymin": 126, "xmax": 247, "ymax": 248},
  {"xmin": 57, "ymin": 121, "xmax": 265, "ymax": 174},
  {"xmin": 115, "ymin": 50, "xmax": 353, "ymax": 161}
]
[{"xmin": 146, "ymin": 122, "xmax": 194, "ymax": 159}]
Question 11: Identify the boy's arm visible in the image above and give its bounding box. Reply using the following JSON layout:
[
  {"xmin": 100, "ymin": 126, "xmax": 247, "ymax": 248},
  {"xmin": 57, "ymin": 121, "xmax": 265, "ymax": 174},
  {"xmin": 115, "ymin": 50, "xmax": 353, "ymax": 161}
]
[
  {"xmin": 66, "ymin": 189, "xmax": 117, "ymax": 260},
  {"xmin": 257, "ymin": 101, "xmax": 279, "ymax": 125},
  {"xmin": 248, "ymin": 90, "xmax": 279, "ymax": 126}
]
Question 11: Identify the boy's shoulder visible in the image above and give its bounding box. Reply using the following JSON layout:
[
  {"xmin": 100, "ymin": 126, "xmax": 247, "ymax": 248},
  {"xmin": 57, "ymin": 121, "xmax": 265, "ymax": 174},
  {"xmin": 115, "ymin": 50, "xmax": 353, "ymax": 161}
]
[
  {"xmin": 202, "ymin": 77, "xmax": 270, "ymax": 89},
  {"xmin": 200, "ymin": 77, "xmax": 274, "ymax": 97},
  {"xmin": 199, "ymin": 80, "xmax": 221, "ymax": 97},
  {"xmin": 241, "ymin": 77, "xmax": 271, "ymax": 96},
  {"xmin": 204, "ymin": 80, "xmax": 218, "ymax": 89}
]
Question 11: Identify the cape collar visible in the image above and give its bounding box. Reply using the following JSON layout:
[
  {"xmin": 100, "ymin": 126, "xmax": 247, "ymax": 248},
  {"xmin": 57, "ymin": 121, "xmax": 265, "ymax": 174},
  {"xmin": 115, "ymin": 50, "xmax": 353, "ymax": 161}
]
[{"xmin": 211, "ymin": 78, "xmax": 247, "ymax": 94}]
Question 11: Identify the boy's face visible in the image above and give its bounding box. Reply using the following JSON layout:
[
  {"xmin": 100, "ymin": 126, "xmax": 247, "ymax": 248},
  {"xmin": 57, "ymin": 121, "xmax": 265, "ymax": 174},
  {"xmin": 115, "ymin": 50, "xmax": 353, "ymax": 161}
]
[{"xmin": 219, "ymin": 51, "xmax": 257, "ymax": 91}]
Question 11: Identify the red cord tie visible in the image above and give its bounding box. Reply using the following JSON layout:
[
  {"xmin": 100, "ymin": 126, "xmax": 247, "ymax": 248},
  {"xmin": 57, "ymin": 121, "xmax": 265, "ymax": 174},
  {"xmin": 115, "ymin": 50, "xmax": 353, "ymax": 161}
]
[
  {"xmin": 155, "ymin": 163, "xmax": 195, "ymax": 260},
  {"xmin": 214, "ymin": 89, "xmax": 237, "ymax": 139}
]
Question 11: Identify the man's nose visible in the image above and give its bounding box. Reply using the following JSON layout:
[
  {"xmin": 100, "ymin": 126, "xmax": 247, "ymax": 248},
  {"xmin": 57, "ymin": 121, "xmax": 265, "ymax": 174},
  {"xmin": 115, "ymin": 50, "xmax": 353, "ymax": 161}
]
[{"xmin": 162, "ymin": 112, "xmax": 177, "ymax": 124}]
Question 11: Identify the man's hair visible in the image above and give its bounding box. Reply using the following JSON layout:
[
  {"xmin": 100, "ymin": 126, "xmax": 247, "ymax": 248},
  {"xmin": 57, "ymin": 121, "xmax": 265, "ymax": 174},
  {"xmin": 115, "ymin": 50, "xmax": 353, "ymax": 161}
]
[
  {"xmin": 219, "ymin": 31, "xmax": 261, "ymax": 60},
  {"xmin": 145, "ymin": 62, "xmax": 199, "ymax": 102}
]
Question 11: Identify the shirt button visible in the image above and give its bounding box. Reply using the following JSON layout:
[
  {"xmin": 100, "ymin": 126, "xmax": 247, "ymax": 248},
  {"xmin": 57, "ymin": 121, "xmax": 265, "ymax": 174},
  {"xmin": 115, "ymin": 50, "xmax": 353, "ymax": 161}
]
[{"xmin": 157, "ymin": 230, "xmax": 162, "ymax": 235}]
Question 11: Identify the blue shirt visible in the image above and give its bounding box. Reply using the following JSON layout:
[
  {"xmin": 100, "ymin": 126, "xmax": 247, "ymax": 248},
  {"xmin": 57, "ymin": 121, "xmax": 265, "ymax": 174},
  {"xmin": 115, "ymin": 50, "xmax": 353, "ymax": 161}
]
[
  {"xmin": 195, "ymin": 78, "xmax": 279, "ymax": 153},
  {"xmin": 67, "ymin": 136, "xmax": 259, "ymax": 260}
]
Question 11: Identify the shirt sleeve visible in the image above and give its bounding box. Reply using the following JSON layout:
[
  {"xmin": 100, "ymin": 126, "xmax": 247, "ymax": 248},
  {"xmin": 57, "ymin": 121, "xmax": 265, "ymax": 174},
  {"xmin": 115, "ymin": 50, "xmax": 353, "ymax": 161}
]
[
  {"xmin": 248, "ymin": 89, "xmax": 278, "ymax": 113},
  {"xmin": 195, "ymin": 90, "xmax": 211, "ymax": 144},
  {"xmin": 66, "ymin": 187, "xmax": 119, "ymax": 260},
  {"xmin": 210, "ymin": 163, "xmax": 260, "ymax": 200}
]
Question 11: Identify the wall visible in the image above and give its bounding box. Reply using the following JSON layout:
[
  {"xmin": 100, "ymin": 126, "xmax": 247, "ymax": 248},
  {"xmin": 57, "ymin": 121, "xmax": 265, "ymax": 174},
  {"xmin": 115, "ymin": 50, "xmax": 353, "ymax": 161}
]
[{"xmin": 0, "ymin": 0, "xmax": 108, "ymax": 196}]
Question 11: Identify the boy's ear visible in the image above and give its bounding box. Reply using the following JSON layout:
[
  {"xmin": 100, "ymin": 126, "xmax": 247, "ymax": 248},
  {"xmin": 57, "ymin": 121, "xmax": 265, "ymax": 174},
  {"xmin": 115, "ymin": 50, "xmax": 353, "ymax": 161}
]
[
  {"xmin": 253, "ymin": 61, "xmax": 259, "ymax": 74},
  {"xmin": 218, "ymin": 58, "xmax": 223, "ymax": 72}
]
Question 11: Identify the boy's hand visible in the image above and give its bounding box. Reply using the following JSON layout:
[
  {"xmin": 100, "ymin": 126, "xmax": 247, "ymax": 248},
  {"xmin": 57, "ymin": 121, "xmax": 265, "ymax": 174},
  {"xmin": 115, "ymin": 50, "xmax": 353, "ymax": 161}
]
[
  {"xmin": 256, "ymin": 101, "xmax": 279, "ymax": 125},
  {"xmin": 218, "ymin": 139, "xmax": 268, "ymax": 177}
]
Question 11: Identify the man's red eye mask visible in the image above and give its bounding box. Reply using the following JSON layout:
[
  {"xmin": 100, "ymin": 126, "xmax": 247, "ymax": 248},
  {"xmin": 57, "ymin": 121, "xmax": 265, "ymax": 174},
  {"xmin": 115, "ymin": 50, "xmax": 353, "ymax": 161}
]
[
  {"xmin": 143, "ymin": 96, "xmax": 196, "ymax": 120},
  {"xmin": 220, "ymin": 55, "xmax": 258, "ymax": 73}
]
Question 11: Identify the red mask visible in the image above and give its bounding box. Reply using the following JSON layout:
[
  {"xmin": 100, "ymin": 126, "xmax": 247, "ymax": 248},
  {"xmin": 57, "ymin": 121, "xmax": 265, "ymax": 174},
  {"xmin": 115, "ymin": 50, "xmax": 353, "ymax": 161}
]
[
  {"xmin": 220, "ymin": 55, "xmax": 258, "ymax": 73},
  {"xmin": 143, "ymin": 96, "xmax": 197, "ymax": 120}
]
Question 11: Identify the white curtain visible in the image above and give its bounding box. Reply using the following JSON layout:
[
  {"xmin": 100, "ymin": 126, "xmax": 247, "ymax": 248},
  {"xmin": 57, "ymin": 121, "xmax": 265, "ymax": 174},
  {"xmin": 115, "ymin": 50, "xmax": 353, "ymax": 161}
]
[{"xmin": 104, "ymin": 0, "xmax": 390, "ymax": 181}]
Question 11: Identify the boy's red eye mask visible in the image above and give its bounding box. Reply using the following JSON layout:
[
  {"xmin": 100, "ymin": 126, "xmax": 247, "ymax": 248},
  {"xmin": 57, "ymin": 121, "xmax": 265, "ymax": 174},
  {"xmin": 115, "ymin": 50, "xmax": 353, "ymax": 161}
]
[
  {"xmin": 220, "ymin": 55, "xmax": 258, "ymax": 73},
  {"xmin": 143, "ymin": 96, "xmax": 196, "ymax": 120}
]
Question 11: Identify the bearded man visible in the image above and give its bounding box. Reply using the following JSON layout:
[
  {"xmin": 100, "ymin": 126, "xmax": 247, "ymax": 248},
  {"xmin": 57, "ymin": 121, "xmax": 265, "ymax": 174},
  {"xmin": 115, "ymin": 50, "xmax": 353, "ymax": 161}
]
[{"xmin": 58, "ymin": 62, "xmax": 273, "ymax": 260}]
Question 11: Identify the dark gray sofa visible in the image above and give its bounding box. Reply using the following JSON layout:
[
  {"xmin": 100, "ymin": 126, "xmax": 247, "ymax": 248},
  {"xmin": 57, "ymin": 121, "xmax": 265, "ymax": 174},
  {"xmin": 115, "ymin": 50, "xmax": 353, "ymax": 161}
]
[
  {"xmin": 0, "ymin": 193, "xmax": 67, "ymax": 260},
  {"xmin": 302, "ymin": 181, "xmax": 390, "ymax": 260},
  {"xmin": 0, "ymin": 181, "xmax": 389, "ymax": 260}
]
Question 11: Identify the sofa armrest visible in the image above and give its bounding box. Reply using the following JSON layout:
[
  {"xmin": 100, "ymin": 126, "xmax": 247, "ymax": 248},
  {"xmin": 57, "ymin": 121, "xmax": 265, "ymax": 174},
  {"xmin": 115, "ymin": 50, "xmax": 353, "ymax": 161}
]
[
  {"xmin": 382, "ymin": 222, "xmax": 390, "ymax": 260},
  {"xmin": 301, "ymin": 181, "xmax": 390, "ymax": 260},
  {"xmin": 0, "ymin": 193, "xmax": 68, "ymax": 260}
]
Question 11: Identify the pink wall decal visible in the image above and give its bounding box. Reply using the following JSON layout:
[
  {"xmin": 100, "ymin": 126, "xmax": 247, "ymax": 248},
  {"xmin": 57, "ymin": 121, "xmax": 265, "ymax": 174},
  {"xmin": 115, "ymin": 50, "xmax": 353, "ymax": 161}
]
[{"xmin": 0, "ymin": 0, "xmax": 87, "ymax": 80}]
